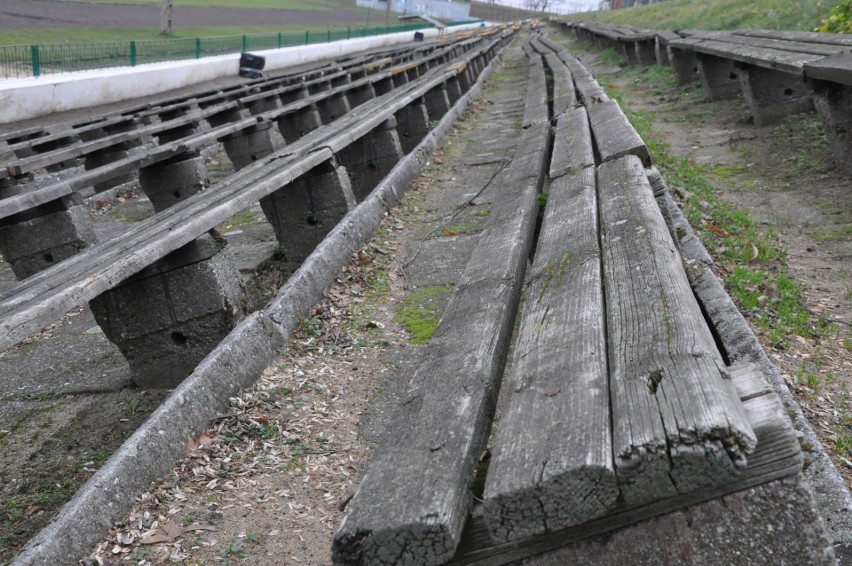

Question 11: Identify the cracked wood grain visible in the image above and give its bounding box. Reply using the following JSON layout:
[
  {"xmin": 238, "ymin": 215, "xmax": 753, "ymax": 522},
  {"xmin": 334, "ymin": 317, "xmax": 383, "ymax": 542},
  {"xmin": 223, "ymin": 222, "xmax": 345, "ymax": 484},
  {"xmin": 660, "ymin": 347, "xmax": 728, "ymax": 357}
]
[{"xmin": 597, "ymin": 155, "xmax": 756, "ymax": 505}]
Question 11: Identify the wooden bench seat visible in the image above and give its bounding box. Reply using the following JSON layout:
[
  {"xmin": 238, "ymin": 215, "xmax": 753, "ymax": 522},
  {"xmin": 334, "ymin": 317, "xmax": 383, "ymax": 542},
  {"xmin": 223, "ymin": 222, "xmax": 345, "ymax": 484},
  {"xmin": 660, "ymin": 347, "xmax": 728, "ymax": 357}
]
[{"xmin": 330, "ymin": 32, "xmax": 806, "ymax": 565}]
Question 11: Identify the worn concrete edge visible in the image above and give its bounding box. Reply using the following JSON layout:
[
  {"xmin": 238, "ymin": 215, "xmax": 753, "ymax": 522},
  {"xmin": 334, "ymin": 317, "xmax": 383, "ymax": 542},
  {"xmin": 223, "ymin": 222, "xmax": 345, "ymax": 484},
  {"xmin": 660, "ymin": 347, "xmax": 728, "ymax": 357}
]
[
  {"xmin": 10, "ymin": 40, "xmax": 507, "ymax": 566},
  {"xmin": 653, "ymin": 171, "xmax": 852, "ymax": 547}
]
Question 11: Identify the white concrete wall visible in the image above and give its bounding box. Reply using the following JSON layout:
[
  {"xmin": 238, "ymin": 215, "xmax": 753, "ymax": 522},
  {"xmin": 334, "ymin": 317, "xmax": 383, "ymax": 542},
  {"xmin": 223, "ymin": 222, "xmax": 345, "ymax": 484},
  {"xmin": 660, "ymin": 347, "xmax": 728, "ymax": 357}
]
[{"xmin": 0, "ymin": 24, "xmax": 483, "ymax": 124}]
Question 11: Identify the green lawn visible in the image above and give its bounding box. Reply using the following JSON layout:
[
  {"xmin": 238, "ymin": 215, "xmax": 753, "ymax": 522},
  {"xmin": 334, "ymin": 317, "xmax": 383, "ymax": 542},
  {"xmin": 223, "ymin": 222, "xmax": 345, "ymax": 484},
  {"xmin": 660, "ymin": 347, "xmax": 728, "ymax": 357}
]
[
  {"xmin": 0, "ymin": 22, "xmax": 390, "ymax": 46},
  {"xmin": 74, "ymin": 0, "xmax": 353, "ymax": 11},
  {"xmin": 571, "ymin": 0, "xmax": 840, "ymax": 31}
]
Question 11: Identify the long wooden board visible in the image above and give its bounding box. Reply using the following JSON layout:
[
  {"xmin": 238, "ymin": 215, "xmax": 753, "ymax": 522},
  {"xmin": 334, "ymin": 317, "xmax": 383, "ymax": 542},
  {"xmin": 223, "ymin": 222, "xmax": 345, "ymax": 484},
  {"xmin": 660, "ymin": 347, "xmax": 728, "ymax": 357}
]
[
  {"xmin": 597, "ymin": 155, "xmax": 755, "ymax": 505},
  {"xmin": 484, "ymin": 158, "xmax": 616, "ymax": 542}
]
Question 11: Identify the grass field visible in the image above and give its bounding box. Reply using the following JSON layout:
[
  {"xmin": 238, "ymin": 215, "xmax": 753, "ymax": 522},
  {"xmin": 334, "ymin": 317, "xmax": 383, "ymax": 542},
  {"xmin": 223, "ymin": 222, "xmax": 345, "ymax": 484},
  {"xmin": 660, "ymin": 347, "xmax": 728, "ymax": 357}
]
[
  {"xmin": 72, "ymin": 0, "xmax": 353, "ymax": 11},
  {"xmin": 571, "ymin": 0, "xmax": 840, "ymax": 31},
  {"xmin": 0, "ymin": 23, "xmax": 392, "ymax": 46},
  {"xmin": 0, "ymin": 0, "xmax": 401, "ymax": 46}
]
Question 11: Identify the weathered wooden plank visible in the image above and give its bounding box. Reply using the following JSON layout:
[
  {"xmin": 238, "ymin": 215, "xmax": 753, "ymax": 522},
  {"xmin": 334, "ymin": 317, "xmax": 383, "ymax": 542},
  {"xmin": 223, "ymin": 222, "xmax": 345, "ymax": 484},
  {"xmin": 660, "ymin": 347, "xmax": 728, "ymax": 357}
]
[
  {"xmin": 671, "ymin": 38, "xmax": 823, "ymax": 75},
  {"xmin": 678, "ymin": 29, "xmax": 849, "ymax": 57},
  {"xmin": 556, "ymin": 52, "xmax": 607, "ymax": 104},
  {"xmin": 542, "ymin": 53, "xmax": 577, "ymax": 115},
  {"xmin": 597, "ymin": 155, "xmax": 756, "ymax": 505},
  {"xmin": 450, "ymin": 363, "xmax": 800, "ymax": 564},
  {"xmin": 548, "ymin": 107, "xmax": 594, "ymax": 179},
  {"xmin": 483, "ymin": 164, "xmax": 616, "ymax": 544},
  {"xmin": 733, "ymin": 28, "xmax": 852, "ymax": 48},
  {"xmin": 805, "ymin": 52, "xmax": 852, "ymax": 87},
  {"xmin": 332, "ymin": 63, "xmax": 546, "ymax": 566},
  {"xmin": 587, "ymin": 99, "xmax": 650, "ymax": 166}
]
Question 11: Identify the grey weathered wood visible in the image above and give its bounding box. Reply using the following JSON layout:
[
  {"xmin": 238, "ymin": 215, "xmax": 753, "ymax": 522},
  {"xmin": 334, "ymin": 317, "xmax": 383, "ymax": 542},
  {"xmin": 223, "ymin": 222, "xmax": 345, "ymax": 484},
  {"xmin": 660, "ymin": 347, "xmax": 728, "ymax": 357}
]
[
  {"xmin": 556, "ymin": 51, "xmax": 607, "ymax": 104},
  {"xmin": 587, "ymin": 99, "xmax": 650, "ymax": 167},
  {"xmin": 678, "ymin": 29, "xmax": 850, "ymax": 57},
  {"xmin": 805, "ymin": 52, "xmax": 852, "ymax": 87},
  {"xmin": 549, "ymin": 107, "xmax": 594, "ymax": 179},
  {"xmin": 0, "ymin": 33, "xmax": 511, "ymax": 353},
  {"xmin": 450, "ymin": 362, "xmax": 800, "ymax": 565},
  {"xmin": 542, "ymin": 53, "xmax": 576, "ymax": 115},
  {"xmin": 733, "ymin": 28, "xmax": 852, "ymax": 48},
  {"xmin": 597, "ymin": 155, "xmax": 756, "ymax": 505},
  {"xmin": 668, "ymin": 37, "xmax": 823, "ymax": 75},
  {"xmin": 332, "ymin": 58, "xmax": 546, "ymax": 566},
  {"xmin": 483, "ymin": 163, "xmax": 616, "ymax": 543}
]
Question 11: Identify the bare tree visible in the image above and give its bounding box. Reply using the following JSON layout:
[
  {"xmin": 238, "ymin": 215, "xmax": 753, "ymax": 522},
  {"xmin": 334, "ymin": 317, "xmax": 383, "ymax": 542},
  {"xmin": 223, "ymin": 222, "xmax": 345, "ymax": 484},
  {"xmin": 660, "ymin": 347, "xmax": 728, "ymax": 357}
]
[{"xmin": 160, "ymin": 0, "xmax": 173, "ymax": 36}]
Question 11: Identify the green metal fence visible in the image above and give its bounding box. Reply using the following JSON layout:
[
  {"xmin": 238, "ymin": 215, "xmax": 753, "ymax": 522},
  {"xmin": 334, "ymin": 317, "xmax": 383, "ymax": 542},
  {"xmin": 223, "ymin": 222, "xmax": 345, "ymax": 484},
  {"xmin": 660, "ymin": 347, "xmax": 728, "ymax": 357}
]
[{"xmin": 0, "ymin": 22, "xmax": 456, "ymax": 80}]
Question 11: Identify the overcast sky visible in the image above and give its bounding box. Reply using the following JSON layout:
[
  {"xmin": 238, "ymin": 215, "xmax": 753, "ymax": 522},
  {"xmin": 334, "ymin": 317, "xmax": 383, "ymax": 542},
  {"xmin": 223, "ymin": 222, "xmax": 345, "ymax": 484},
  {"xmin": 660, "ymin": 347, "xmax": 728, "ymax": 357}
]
[{"xmin": 491, "ymin": 0, "xmax": 602, "ymax": 14}]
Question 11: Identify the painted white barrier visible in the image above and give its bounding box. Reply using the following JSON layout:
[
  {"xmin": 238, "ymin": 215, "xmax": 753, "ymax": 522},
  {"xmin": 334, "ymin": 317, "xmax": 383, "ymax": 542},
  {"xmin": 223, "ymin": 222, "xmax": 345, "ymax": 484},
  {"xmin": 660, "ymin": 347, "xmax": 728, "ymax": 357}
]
[{"xmin": 0, "ymin": 23, "xmax": 484, "ymax": 124}]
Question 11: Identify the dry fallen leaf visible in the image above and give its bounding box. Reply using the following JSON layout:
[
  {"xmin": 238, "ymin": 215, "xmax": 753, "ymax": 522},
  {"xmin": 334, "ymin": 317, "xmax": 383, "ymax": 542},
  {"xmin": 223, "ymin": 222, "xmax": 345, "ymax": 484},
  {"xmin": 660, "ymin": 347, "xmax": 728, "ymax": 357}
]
[
  {"xmin": 704, "ymin": 222, "xmax": 729, "ymax": 238},
  {"xmin": 750, "ymin": 242, "xmax": 759, "ymax": 262},
  {"xmin": 442, "ymin": 227, "xmax": 459, "ymax": 237}
]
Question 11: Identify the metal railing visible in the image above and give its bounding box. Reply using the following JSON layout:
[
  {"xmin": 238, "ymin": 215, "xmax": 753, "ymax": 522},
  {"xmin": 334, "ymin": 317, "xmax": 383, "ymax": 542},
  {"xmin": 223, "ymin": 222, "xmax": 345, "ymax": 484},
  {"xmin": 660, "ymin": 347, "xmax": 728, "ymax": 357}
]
[{"xmin": 0, "ymin": 22, "xmax": 446, "ymax": 80}]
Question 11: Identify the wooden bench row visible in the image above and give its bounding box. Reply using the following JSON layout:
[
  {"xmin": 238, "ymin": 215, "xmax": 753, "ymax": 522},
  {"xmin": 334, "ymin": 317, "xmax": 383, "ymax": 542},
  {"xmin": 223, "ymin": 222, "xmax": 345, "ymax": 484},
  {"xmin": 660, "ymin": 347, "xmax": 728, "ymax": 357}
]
[
  {"xmin": 555, "ymin": 20, "xmax": 852, "ymax": 173},
  {"xmin": 330, "ymin": 31, "xmax": 801, "ymax": 565},
  {"xmin": 0, "ymin": 33, "xmax": 481, "ymax": 187},
  {"xmin": 0, "ymin": 30, "xmax": 500, "ymax": 281},
  {"xmin": 0, "ymin": 39, "xmax": 439, "ymax": 156},
  {"xmin": 0, "ymin": 28, "xmax": 514, "ymax": 366}
]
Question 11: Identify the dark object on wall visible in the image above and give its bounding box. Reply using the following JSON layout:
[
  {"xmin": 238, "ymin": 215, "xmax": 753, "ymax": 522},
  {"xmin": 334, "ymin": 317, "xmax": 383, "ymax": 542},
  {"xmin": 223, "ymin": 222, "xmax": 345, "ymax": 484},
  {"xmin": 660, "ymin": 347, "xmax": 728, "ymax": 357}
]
[
  {"xmin": 414, "ymin": 31, "xmax": 425, "ymax": 42},
  {"xmin": 239, "ymin": 52, "xmax": 265, "ymax": 78}
]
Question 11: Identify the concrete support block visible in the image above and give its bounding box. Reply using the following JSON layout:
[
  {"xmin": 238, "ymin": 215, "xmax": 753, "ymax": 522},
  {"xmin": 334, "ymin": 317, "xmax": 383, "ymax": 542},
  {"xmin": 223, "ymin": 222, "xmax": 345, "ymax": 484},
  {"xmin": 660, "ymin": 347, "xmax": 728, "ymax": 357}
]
[
  {"xmin": 83, "ymin": 144, "xmax": 138, "ymax": 194},
  {"xmin": 811, "ymin": 80, "xmax": 852, "ymax": 174},
  {"xmin": 620, "ymin": 42, "xmax": 639, "ymax": 65},
  {"xmin": 656, "ymin": 39, "xmax": 670, "ymax": 66},
  {"xmin": 697, "ymin": 53, "xmax": 742, "ymax": 100},
  {"xmin": 331, "ymin": 73, "xmax": 352, "ymax": 87},
  {"xmin": 446, "ymin": 76, "xmax": 463, "ymax": 105},
  {"xmin": 374, "ymin": 76, "xmax": 394, "ymax": 96},
  {"xmin": 456, "ymin": 69, "xmax": 472, "ymax": 96},
  {"xmin": 635, "ymin": 39, "xmax": 657, "ymax": 66},
  {"xmin": 221, "ymin": 121, "xmax": 275, "ymax": 170},
  {"xmin": 156, "ymin": 120, "xmax": 203, "ymax": 145},
  {"xmin": 425, "ymin": 84, "xmax": 452, "ymax": 121},
  {"xmin": 276, "ymin": 106, "xmax": 323, "ymax": 144},
  {"xmin": 316, "ymin": 92, "xmax": 351, "ymax": 125},
  {"xmin": 738, "ymin": 64, "xmax": 814, "ymax": 126},
  {"xmin": 0, "ymin": 196, "xmax": 95, "ymax": 279},
  {"xmin": 392, "ymin": 72, "xmax": 409, "ymax": 89},
  {"xmin": 259, "ymin": 160, "xmax": 356, "ymax": 262},
  {"xmin": 669, "ymin": 47, "xmax": 699, "ymax": 86},
  {"xmin": 395, "ymin": 99, "xmax": 431, "ymax": 154},
  {"xmin": 308, "ymin": 79, "xmax": 331, "ymax": 95},
  {"xmin": 247, "ymin": 96, "xmax": 280, "ymax": 115},
  {"xmin": 138, "ymin": 153, "xmax": 208, "ymax": 212},
  {"xmin": 279, "ymin": 84, "xmax": 309, "ymax": 106},
  {"xmin": 525, "ymin": 475, "xmax": 835, "ymax": 566},
  {"xmin": 346, "ymin": 83, "xmax": 376, "ymax": 109},
  {"xmin": 89, "ymin": 236, "xmax": 244, "ymax": 389},
  {"xmin": 334, "ymin": 118, "xmax": 404, "ymax": 201}
]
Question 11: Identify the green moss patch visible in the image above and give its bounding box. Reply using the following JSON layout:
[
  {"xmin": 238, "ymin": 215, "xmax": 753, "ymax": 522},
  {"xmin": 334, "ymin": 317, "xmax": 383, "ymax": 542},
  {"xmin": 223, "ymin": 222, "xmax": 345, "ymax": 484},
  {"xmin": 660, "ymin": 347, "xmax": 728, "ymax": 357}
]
[{"xmin": 394, "ymin": 286, "xmax": 453, "ymax": 344}]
